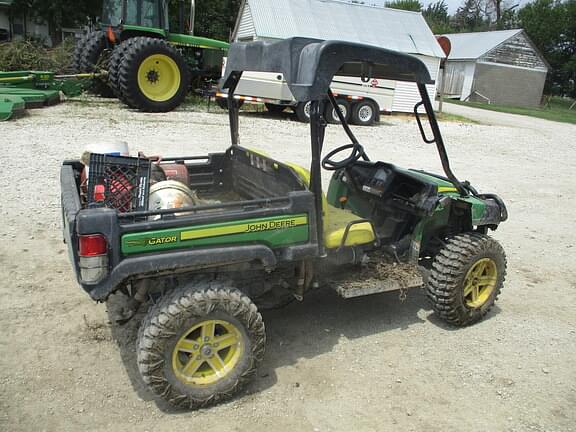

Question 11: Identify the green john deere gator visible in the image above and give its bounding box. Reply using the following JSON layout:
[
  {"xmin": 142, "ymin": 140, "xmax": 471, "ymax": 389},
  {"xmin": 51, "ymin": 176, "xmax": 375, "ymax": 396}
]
[
  {"xmin": 74, "ymin": 0, "xmax": 228, "ymax": 112},
  {"xmin": 60, "ymin": 38, "xmax": 508, "ymax": 409}
]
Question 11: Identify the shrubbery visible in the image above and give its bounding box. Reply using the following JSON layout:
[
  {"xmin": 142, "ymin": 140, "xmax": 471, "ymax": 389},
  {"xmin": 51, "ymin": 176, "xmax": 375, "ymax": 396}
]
[{"xmin": 0, "ymin": 38, "xmax": 75, "ymax": 73}]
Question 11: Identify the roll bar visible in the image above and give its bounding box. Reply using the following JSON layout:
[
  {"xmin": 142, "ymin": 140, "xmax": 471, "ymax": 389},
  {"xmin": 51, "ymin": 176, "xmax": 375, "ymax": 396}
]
[{"xmin": 221, "ymin": 38, "xmax": 469, "ymax": 254}]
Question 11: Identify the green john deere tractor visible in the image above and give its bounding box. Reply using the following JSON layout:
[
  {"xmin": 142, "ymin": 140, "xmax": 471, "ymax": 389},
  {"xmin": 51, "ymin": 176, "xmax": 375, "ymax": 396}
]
[{"xmin": 73, "ymin": 0, "xmax": 229, "ymax": 112}]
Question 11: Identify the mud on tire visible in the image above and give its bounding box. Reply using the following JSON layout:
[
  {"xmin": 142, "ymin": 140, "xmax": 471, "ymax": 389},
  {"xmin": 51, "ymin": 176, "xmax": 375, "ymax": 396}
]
[
  {"xmin": 137, "ymin": 277, "xmax": 266, "ymax": 409},
  {"xmin": 426, "ymin": 232, "xmax": 507, "ymax": 326}
]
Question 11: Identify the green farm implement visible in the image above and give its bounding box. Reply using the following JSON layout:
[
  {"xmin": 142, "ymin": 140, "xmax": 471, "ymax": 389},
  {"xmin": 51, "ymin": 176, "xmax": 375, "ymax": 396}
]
[{"xmin": 0, "ymin": 70, "xmax": 100, "ymax": 121}]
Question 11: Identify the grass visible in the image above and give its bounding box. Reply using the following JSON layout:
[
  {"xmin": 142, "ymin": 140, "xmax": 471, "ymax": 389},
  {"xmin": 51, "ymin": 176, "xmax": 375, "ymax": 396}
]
[
  {"xmin": 446, "ymin": 97, "xmax": 576, "ymax": 125},
  {"xmin": 436, "ymin": 112, "xmax": 478, "ymax": 124}
]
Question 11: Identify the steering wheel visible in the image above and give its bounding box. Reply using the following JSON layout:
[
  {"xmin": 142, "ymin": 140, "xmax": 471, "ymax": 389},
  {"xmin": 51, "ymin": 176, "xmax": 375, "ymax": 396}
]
[{"xmin": 322, "ymin": 143, "xmax": 369, "ymax": 171}]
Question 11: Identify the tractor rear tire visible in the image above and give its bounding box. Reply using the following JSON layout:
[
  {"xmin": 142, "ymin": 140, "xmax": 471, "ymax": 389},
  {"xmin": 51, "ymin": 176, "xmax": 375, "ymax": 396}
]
[
  {"xmin": 118, "ymin": 37, "xmax": 190, "ymax": 112},
  {"xmin": 426, "ymin": 232, "xmax": 507, "ymax": 327},
  {"xmin": 70, "ymin": 33, "xmax": 88, "ymax": 73},
  {"xmin": 137, "ymin": 277, "xmax": 265, "ymax": 409},
  {"xmin": 79, "ymin": 30, "xmax": 115, "ymax": 98},
  {"xmin": 108, "ymin": 38, "xmax": 137, "ymax": 100}
]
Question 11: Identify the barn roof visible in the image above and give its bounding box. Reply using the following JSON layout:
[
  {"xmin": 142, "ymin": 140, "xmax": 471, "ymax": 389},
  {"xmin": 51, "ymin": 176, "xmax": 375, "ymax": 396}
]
[
  {"xmin": 441, "ymin": 29, "xmax": 524, "ymax": 60},
  {"xmin": 233, "ymin": 0, "xmax": 445, "ymax": 58}
]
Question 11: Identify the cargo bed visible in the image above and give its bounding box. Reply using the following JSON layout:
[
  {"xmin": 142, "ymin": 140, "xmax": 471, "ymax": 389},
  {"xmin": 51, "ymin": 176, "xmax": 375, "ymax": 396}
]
[{"xmin": 61, "ymin": 146, "xmax": 319, "ymax": 300}]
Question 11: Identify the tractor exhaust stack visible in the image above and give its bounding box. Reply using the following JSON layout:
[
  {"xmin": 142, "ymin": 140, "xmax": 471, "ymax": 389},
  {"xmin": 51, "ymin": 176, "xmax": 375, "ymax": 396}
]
[{"xmin": 190, "ymin": 0, "xmax": 195, "ymax": 35}]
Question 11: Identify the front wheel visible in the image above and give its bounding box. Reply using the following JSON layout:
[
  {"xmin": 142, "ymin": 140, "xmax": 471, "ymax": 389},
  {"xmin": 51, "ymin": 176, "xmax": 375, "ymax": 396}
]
[
  {"xmin": 137, "ymin": 278, "xmax": 265, "ymax": 409},
  {"xmin": 426, "ymin": 232, "xmax": 507, "ymax": 326}
]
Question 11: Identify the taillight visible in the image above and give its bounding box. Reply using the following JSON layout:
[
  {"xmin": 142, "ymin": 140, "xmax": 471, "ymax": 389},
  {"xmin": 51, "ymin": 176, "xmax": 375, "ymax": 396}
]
[
  {"xmin": 79, "ymin": 234, "xmax": 107, "ymax": 257},
  {"xmin": 94, "ymin": 184, "xmax": 106, "ymax": 202}
]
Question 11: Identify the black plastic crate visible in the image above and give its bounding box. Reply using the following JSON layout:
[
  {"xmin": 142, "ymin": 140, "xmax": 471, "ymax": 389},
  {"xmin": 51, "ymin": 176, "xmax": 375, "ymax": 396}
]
[{"xmin": 87, "ymin": 154, "xmax": 151, "ymax": 213}]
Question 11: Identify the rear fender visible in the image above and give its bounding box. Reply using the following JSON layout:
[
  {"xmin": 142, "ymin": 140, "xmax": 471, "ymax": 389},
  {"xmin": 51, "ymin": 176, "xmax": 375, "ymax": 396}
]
[{"xmin": 87, "ymin": 245, "xmax": 278, "ymax": 301}]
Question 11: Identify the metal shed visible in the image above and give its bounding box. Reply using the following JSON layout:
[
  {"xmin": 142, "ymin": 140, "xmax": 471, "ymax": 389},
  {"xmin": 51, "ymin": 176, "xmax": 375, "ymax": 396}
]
[
  {"xmin": 231, "ymin": 0, "xmax": 445, "ymax": 113},
  {"xmin": 440, "ymin": 29, "xmax": 549, "ymax": 107}
]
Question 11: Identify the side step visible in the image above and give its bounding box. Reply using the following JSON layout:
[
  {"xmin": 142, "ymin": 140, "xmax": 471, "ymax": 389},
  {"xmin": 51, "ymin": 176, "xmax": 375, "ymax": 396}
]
[{"xmin": 332, "ymin": 263, "xmax": 424, "ymax": 299}]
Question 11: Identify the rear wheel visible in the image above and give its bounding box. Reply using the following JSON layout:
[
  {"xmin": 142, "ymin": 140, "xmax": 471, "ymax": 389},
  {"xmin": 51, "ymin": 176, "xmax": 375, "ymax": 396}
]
[
  {"xmin": 351, "ymin": 99, "xmax": 377, "ymax": 126},
  {"xmin": 137, "ymin": 278, "xmax": 265, "ymax": 409},
  {"xmin": 108, "ymin": 38, "xmax": 136, "ymax": 100},
  {"xmin": 426, "ymin": 232, "xmax": 506, "ymax": 326},
  {"xmin": 70, "ymin": 34, "xmax": 88, "ymax": 73},
  {"xmin": 79, "ymin": 30, "xmax": 115, "ymax": 98},
  {"xmin": 118, "ymin": 37, "xmax": 190, "ymax": 112},
  {"xmin": 325, "ymin": 99, "xmax": 350, "ymax": 124},
  {"xmin": 295, "ymin": 101, "xmax": 311, "ymax": 123}
]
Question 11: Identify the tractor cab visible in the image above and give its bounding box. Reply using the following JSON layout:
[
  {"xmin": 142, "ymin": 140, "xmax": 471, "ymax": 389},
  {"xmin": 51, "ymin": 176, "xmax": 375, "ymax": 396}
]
[
  {"xmin": 101, "ymin": 0, "xmax": 170, "ymax": 31},
  {"xmin": 100, "ymin": 0, "xmax": 201, "ymax": 37}
]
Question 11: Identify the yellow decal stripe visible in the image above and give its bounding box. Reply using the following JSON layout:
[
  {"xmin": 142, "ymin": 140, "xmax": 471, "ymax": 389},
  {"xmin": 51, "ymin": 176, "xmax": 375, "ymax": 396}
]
[
  {"xmin": 438, "ymin": 186, "xmax": 458, "ymax": 193},
  {"xmin": 180, "ymin": 216, "xmax": 308, "ymax": 241}
]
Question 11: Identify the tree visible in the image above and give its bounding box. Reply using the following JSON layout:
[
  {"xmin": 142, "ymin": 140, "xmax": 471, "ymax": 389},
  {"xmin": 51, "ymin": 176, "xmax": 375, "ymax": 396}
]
[
  {"xmin": 451, "ymin": 0, "xmax": 490, "ymax": 32},
  {"xmin": 11, "ymin": 0, "xmax": 102, "ymax": 43},
  {"xmin": 423, "ymin": 0, "xmax": 453, "ymax": 33},
  {"xmin": 519, "ymin": 0, "xmax": 576, "ymax": 97},
  {"xmin": 384, "ymin": 0, "xmax": 423, "ymax": 12},
  {"xmin": 194, "ymin": 0, "xmax": 242, "ymax": 41}
]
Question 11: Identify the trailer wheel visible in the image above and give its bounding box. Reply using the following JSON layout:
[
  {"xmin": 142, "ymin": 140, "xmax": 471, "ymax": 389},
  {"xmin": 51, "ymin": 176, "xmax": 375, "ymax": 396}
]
[
  {"xmin": 137, "ymin": 278, "xmax": 265, "ymax": 409},
  {"xmin": 295, "ymin": 101, "xmax": 311, "ymax": 123},
  {"xmin": 79, "ymin": 30, "xmax": 115, "ymax": 98},
  {"xmin": 325, "ymin": 99, "xmax": 350, "ymax": 124},
  {"xmin": 351, "ymin": 100, "xmax": 377, "ymax": 126},
  {"xmin": 265, "ymin": 103, "xmax": 286, "ymax": 114},
  {"xmin": 118, "ymin": 37, "xmax": 190, "ymax": 112},
  {"xmin": 426, "ymin": 232, "xmax": 507, "ymax": 327}
]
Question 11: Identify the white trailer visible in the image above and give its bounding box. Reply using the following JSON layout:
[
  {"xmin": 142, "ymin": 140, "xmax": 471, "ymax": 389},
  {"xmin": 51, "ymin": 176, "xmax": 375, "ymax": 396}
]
[
  {"xmin": 217, "ymin": 70, "xmax": 397, "ymax": 125},
  {"xmin": 227, "ymin": 0, "xmax": 445, "ymax": 119}
]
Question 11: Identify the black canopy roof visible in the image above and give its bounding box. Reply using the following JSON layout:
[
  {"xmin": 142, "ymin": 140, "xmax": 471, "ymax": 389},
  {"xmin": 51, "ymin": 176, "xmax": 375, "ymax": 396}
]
[{"xmin": 221, "ymin": 37, "xmax": 433, "ymax": 102}]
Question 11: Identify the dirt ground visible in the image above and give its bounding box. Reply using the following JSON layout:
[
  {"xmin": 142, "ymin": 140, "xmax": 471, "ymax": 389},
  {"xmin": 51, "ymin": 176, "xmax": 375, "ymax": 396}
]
[{"xmin": 1, "ymin": 99, "xmax": 575, "ymax": 432}]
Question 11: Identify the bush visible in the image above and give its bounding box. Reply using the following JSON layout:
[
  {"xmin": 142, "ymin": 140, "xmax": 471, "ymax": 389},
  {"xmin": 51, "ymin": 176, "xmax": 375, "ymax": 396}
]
[{"xmin": 0, "ymin": 38, "xmax": 75, "ymax": 73}]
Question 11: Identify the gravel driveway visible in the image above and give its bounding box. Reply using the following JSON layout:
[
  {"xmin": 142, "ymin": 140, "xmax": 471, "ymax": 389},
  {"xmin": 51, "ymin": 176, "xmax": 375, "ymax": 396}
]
[{"xmin": 1, "ymin": 100, "xmax": 575, "ymax": 432}]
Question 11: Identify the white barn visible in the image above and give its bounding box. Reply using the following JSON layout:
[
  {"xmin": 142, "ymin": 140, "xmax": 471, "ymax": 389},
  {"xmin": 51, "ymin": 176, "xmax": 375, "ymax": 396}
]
[{"xmin": 231, "ymin": 0, "xmax": 445, "ymax": 113}]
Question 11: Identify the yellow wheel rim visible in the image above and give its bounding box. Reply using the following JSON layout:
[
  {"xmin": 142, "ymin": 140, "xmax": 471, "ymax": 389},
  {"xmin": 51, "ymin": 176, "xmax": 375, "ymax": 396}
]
[
  {"xmin": 172, "ymin": 319, "xmax": 243, "ymax": 386},
  {"xmin": 137, "ymin": 54, "xmax": 181, "ymax": 102},
  {"xmin": 464, "ymin": 258, "xmax": 498, "ymax": 308}
]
